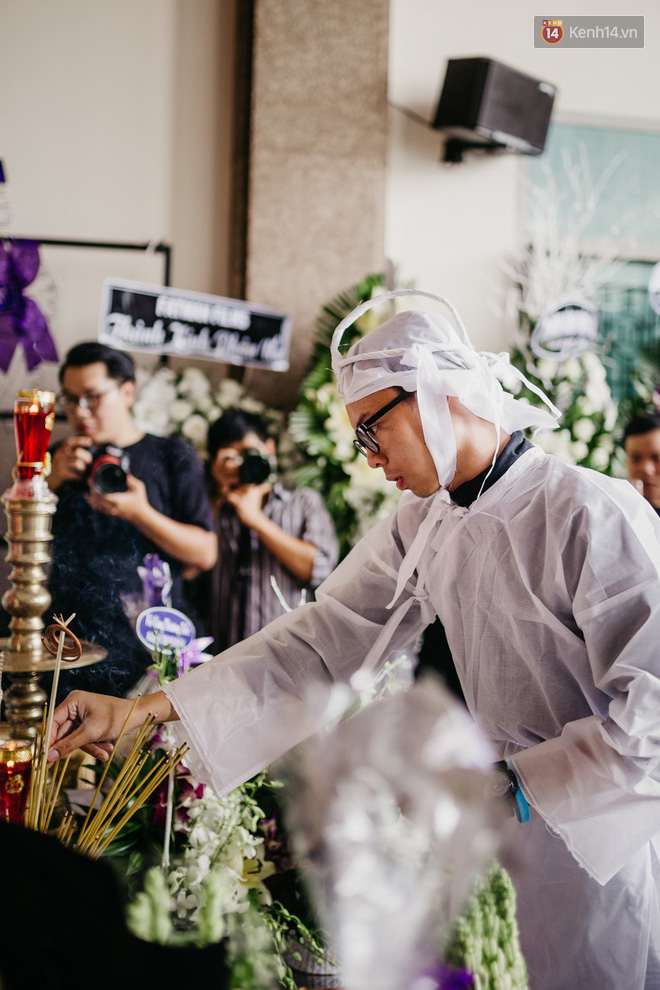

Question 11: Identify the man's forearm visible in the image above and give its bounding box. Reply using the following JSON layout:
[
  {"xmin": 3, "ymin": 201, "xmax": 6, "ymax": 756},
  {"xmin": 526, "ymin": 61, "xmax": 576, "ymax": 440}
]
[
  {"xmin": 48, "ymin": 688, "xmax": 181, "ymax": 763},
  {"xmin": 249, "ymin": 514, "xmax": 316, "ymax": 582},
  {"xmin": 135, "ymin": 690, "xmax": 179, "ymax": 726},
  {"xmin": 130, "ymin": 503, "xmax": 217, "ymax": 569}
]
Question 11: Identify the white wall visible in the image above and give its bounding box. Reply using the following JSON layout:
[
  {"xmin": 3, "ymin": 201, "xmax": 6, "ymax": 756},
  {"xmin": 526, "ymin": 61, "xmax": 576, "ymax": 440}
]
[
  {"xmin": 386, "ymin": 0, "xmax": 660, "ymax": 351},
  {"xmin": 0, "ymin": 0, "xmax": 235, "ymax": 402},
  {"xmin": 2, "ymin": 0, "xmax": 659, "ymax": 380}
]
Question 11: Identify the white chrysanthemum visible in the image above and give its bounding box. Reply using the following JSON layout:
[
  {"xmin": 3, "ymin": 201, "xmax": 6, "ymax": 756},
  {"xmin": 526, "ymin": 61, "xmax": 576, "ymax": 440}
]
[
  {"xmin": 215, "ymin": 378, "xmax": 245, "ymax": 406},
  {"xmin": 535, "ymin": 359, "xmax": 559, "ymax": 382},
  {"xmin": 181, "ymin": 414, "xmax": 210, "ymax": 446},
  {"xmin": 572, "ymin": 418, "xmax": 597, "ymax": 443},
  {"xmin": 562, "ymin": 357, "xmax": 582, "ymax": 383},
  {"xmin": 556, "ymin": 381, "xmax": 574, "ymax": 409},
  {"xmin": 570, "ymin": 440, "xmax": 589, "ymax": 462},
  {"xmin": 585, "ymin": 378, "xmax": 613, "ymax": 411},
  {"xmin": 155, "ymin": 366, "xmax": 177, "ymax": 384},
  {"xmin": 191, "ymin": 393, "xmax": 214, "ymax": 415},
  {"xmin": 575, "ymin": 396, "xmax": 595, "ymax": 417},
  {"xmin": 581, "ymin": 350, "xmax": 608, "ymax": 384},
  {"xmin": 240, "ymin": 396, "xmax": 267, "ymax": 415},
  {"xmin": 536, "ymin": 427, "xmax": 575, "ymax": 465},
  {"xmin": 134, "ymin": 367, "xmax": 153, "ymax": 389},
  {"xmin": 604, "ymin": 402, "xmax": 618, "ymax": 433},
  {"xmin": 169, "ymin": 399, "xmax": 195, "ymax": 423},
  {"xmin": 177, "ymin": 367, "xmax": 212, "ymax": 397},
  {"xmin": 325, "ymin": 399, "xmax": 355, "ymax": 461},
  {"xmin": 590, "ymin": 446, "xmax": 611, "ymax": 470},
  {"xmin": 135, "ymin": 374, "xmax": 178, "ymax": 408},
  {"xmin": 315, "ymin": 384, "xmax": 335, "ymax": 408},
  {"xmin": 131, "ymin": 399, "xmax": 172, "ymax": 437}
]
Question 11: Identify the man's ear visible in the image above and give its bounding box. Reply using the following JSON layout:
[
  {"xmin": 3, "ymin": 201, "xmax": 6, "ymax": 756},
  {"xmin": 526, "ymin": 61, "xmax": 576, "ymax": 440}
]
[
  {"xmin": 266, "ymin": 438, "xmax": 276, "ymax": 457},
  {"xmin": 121, "ymin": 379, "xmax": 136, "ymax": 407}
]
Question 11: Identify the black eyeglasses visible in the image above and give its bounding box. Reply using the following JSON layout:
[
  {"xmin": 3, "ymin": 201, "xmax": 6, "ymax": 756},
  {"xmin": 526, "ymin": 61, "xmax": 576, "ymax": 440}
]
[
  {"xmin": 56, "ymin": 384, "xmax": 121, "ymax": 414},
  {"xmin": 353, "ymin": 392, "xmax": 409, "ymax": 457}
]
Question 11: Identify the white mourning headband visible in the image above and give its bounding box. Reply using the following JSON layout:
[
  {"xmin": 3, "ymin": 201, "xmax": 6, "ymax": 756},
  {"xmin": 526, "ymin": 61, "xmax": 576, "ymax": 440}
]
[{"xmin": 331, "ymin": 289, "xmax": 560, "ymax": 490}]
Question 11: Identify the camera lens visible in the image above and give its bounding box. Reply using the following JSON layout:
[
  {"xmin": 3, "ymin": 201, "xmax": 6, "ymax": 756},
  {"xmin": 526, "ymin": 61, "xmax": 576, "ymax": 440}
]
[
  {"xmin": 91, "ymin": 458, "xmax": 128, "ymax": 494},
  {"xmin": 88, "ymin": 445, "xmax": 130, "ymax": 494},
  {"xmin": 238, "ymin": 449, "xmax": 271, "ymax": 485}
]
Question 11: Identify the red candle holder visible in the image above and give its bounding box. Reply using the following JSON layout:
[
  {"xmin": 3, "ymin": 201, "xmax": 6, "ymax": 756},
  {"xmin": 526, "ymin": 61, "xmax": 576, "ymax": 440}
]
[
  {"xmin": 12, "ymin": 389, "xmax": 55, "ymax": 494},
  {"xmin": 0, "ymin": 737, "xmax": 33, "ymax": 824}
]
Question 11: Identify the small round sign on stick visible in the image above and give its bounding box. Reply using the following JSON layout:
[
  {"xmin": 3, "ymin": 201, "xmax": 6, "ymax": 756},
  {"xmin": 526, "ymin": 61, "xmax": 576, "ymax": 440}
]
[{"xmin": 136, "ymin": 606, "xmax": 196, "ymax": 653}]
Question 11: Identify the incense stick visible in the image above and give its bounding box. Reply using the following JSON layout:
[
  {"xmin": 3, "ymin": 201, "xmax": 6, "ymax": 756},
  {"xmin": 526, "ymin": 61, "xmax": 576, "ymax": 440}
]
[
  {"xmin": 42, "ymin": 614, "xmax": 77, "ymax": 769},
  {"xmin": 84, "ymin": 751, "xmax": 183, "ymax": 857},
  {"xmin": 74, "ymin": 711, "xmax": 180, "ymax": 856},
  {"xmin": 75, "ymin": 713, "xmax": 156, "ymax": 851},
  {"xmin": 76, "ymin": 695, "xmax": 142, "ymax": 845},
  {"xmin": 76, "ymin": 751, "xmax": 152, "ymax": 854},
  {"xmin": 78, "ymin": 749, "xmax": 170, "ymax": 854},
  {"xmin": 24, "ymin": 676, "xmax": 190, "ymax": 867},
  {"xmin": 26, "ymin": 614, "xmax": 81, "ymax": 831},
  {"xmin": 25, "ymin": 706, "xmax": 49, "ymax": 830},
  {"xmin": 88, "ymin": 744, "xmax": 189, "ymax": 858},
  {"xmin": 42, "ymin": 753, "xmax": 72, "ymax": 833}
]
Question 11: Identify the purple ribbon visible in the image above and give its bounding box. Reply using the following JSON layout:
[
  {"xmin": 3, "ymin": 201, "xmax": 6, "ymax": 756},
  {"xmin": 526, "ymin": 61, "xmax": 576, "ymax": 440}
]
[{"xmin": 0, "ymin": 240, "xmax": 58, "ymax": 372}]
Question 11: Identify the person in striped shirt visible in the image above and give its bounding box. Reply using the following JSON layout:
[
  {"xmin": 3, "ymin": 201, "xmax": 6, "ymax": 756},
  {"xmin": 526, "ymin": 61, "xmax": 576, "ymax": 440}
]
[{"xmin": 198, "ymin": 408, "xmax": 339, "ymax": 653}]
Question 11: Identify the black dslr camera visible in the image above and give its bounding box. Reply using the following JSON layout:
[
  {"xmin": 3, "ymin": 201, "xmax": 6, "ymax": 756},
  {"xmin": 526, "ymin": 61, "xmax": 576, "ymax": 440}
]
[
  {"xmin": 238, "ymin": 448, "xmax": 272, "ymax": 485},
  {"xmin": 86, "ymin": 444, "xmax": 131, "ymax": 494}
]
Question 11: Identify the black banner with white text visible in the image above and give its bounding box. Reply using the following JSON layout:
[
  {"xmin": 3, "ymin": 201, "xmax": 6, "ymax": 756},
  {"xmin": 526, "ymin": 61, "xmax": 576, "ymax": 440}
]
[{"xmin": 99, "ymin": 279, "xmax": 291, "ymax": 371}]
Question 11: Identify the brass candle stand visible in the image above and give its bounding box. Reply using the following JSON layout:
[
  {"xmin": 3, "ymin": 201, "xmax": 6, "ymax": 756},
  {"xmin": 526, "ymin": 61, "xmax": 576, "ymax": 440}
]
[
  {"xmin": 1, "ymin": 487, "xmax": 106, "ymax": 738},
  {"xmin": 1, "ymin": 388, "xmax": 105, "ymax": 739}
]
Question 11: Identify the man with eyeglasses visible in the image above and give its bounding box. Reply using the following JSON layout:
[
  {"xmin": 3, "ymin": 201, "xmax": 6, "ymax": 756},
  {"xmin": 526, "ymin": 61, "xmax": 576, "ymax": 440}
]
[
  {"xmin": 48, "ymin": 294, "xmax": 660, "ymax": 989},
  {"xmin": 47, "ymin": 341, "xmax": 217, "ymax": 698}
]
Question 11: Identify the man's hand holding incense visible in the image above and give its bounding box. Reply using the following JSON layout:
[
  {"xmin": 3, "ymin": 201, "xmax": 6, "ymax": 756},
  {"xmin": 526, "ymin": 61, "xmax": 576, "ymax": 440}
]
[{"xmin": 47, "ymin": 689, "xmax": 177, "ymax": 763}]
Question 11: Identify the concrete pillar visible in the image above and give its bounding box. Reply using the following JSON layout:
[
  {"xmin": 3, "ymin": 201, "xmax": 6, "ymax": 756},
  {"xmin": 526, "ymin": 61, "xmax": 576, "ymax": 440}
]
[{"xmin": 232, "ymin": 0, "xmax": 390, "ymax": 406}]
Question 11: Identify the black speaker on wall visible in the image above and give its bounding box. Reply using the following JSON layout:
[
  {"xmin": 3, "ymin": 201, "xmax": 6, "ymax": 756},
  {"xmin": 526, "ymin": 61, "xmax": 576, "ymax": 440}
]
[{"xmin": 433, "ymin": 57, "xmax": 556, "ymax": 163}]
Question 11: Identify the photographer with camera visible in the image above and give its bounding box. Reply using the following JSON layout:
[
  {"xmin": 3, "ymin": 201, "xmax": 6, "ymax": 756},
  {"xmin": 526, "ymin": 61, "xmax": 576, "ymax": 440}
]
[
  {"xmin": 47, "ymin": 342, "xmax": 217, "ymax": 697},
  {"xmin": 202, "ymin": 409, "xmax": 338, "ymax": 653}
]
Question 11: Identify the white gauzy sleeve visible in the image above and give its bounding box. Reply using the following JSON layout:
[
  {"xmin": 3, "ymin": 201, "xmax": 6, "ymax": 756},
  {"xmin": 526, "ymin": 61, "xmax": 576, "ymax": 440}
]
[
  {"xmin": 163, "ymin": 499, "xmax": 427, "ymax": 796},
  {"xmin": 511, "ymin": 495, "xmax": 660, "ymax": 884}
]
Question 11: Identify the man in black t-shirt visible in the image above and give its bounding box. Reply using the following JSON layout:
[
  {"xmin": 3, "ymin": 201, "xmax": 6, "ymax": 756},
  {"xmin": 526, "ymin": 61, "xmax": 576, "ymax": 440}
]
[{"xmin": 47, "ymin": 342, "xmax": 217, "ymax": 697}]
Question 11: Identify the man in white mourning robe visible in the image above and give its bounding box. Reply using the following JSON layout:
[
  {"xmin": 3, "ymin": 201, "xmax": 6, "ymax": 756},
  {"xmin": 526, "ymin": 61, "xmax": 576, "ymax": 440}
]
[{"xmin": 49, "ymin": 291, "xmax": 660, "ymax": 990}]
